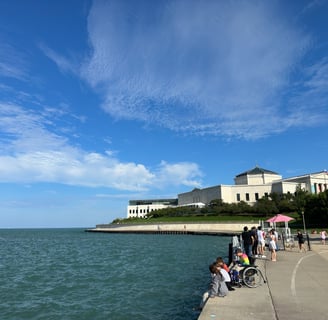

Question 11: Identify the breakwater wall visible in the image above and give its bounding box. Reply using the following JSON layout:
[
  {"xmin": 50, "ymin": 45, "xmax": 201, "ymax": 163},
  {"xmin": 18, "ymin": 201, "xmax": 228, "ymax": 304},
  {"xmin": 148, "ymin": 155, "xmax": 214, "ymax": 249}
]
[{"xmin": 85, "ymin": 222, "xmax": 251, "ymax": 235}]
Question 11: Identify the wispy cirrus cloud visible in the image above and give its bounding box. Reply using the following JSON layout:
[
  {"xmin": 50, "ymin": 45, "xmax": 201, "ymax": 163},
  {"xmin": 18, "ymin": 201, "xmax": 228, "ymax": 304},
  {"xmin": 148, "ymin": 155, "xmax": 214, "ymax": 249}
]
[
  {"xmin": 0, "ymin": 43, "xmax": 29, "ymax": 81},
  {"xmin": 0, "ymin": 103, "xmax": 202, "ymax": 190},
  {"xmin": 280, "ymin": 58, "xmax": 328, "ymax": 129},
  {"xmin": 79, "ymin": 0, "xmax": 328, "ymax": 139},
  {"xmin": 39, "ymin": 43, "xmax": 79, "ymax": 75}
]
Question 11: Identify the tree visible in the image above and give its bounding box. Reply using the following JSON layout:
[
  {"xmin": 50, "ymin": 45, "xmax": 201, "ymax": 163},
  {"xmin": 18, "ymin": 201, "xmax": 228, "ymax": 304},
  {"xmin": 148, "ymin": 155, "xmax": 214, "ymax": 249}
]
[
  {"xmin": 304, "ymin": 191, "xmax": 328, "ymax": 226},
  {"xmin": 278, "ymin": 199, "xmax": 296, "ymax": 213},
  {"xmin": 293, "ymin": 184, "xmax": 308, "ymax": 215},
  {"xmin": 254, "ymin": 197, "xmax": 278, "ymax": 216},
  {"xmin": 209, "ymin": 199, "xmax": 224, "ymax": 207}
]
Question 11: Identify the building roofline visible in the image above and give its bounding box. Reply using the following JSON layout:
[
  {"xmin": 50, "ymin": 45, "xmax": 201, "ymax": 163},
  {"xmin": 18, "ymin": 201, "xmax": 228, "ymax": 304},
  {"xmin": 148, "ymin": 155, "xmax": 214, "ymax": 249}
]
[
  {"xmin": 283, "ymin": 170, "xmax": 327, "ymax": 181},
  {"xmin": 235, "ymin": 166, "xmax": 279, "ymax": 177}
]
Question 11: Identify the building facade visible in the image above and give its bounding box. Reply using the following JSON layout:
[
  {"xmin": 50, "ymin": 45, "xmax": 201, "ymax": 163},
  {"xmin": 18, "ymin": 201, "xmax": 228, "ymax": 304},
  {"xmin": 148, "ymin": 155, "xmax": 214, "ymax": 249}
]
[
  {"xmin": 178, "ymin": 167, "xmax": 327, "ymax": 206},
  {"xmin": 127, "ymin": 199, "xmax": 178, "ymax": 218},
  {"xmin": 127, "ymin": 167, "xmax": 328, "ymax": 218}
]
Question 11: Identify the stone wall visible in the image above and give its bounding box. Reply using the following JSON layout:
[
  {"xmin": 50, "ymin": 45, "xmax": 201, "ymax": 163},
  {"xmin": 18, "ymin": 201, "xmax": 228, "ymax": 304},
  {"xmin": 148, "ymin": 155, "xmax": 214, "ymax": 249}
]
[{"xmin": 89, "ymin": 222, "xmax": 254, "ymax": 234}]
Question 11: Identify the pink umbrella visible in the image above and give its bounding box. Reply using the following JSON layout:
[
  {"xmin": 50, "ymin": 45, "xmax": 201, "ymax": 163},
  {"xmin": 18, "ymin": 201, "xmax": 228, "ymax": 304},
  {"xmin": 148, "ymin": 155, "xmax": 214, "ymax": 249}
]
[
  {"xmin": 266, "ymin": 214, "xmax": 295, "ymax": 238},
  {"xmin": 266, "ymin": 214, "xmax": 295, "ymax": 223}
]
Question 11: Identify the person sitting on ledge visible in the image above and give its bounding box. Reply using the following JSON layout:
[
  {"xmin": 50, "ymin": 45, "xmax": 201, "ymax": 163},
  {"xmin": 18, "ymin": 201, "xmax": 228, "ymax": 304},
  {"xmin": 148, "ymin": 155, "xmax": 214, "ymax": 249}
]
[
  {"xmin": 198, "ymin": 262, "xmax": 229, "ymax": 309},
  {"xmin": 209, "ymin": 262, "xmax": 229, "ymax": 298},
  {"xmin": 215, "ymin": 257, "xmax": 235, "ymax": 291}
]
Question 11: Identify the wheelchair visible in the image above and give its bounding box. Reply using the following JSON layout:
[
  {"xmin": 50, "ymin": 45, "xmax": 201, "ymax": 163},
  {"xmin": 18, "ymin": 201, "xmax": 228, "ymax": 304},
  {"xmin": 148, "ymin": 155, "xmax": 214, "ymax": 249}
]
[{"xmin": 230, "ymin": 260, "xmax": 267, "ymax": 288}]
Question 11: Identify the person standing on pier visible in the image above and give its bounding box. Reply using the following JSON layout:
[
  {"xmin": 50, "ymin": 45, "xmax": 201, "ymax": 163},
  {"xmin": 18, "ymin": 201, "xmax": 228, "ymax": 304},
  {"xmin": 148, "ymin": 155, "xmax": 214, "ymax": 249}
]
[
  {"xmin": 251, "ymin": 226, "xmax": 258, "ymax": 256},
  {"xmin": 320, "ymin": 230, "xmax": 327, "ymax": 245},
  {"xmin": 296, "ymin": 230, "xmax": 306, "ymax": 252},
  {"xmin": 269, "ymin": 229, "xmax": 277, "ymax": 261},
  {"xmin": 257, "ymin": 226, "xmax": 266, "ymax": 257},
  {"xmin": 241, "ymin": 226, "xmax": 254, "ymax": 259}
]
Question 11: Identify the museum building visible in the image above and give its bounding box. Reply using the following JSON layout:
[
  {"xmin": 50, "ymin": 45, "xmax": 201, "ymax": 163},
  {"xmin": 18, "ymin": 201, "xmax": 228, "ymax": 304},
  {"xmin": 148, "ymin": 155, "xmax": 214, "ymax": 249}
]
[{"xmin": 127, "ymin": 166, "xmax": 328, "ymax": 218}]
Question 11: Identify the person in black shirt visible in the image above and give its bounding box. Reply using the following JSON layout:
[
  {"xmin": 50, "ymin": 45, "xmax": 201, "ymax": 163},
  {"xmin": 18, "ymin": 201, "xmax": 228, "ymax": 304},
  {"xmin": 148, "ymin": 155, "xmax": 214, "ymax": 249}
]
[
  {"xmin": 251, "ymin": 226, "xmax": 258, "ymax": 256},
  {"xmin": 296, "ymin": 230, "xmax": 306, "ymax": 252},
  {"xmin": 241, "ymin": 226, "xmax": 254, "ymax": 259}
]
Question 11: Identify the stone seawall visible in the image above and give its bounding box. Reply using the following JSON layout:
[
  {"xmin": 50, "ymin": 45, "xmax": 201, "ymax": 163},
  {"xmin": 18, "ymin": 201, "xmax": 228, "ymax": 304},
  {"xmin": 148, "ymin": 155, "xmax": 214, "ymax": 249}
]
[{"xmin": 86, "ymin": 222, "xmax": 252, "ymax": 235}]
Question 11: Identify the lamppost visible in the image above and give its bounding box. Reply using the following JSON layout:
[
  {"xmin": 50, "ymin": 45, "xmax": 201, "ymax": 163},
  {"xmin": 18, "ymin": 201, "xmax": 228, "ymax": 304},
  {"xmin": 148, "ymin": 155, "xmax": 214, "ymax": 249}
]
[
  {"xmin": 301, "ymin": 210, "xmax": 311, "ymax": 250},
  {"xmin": 301, "ymin": 210, "xmax": 306, "ymax": 235}
]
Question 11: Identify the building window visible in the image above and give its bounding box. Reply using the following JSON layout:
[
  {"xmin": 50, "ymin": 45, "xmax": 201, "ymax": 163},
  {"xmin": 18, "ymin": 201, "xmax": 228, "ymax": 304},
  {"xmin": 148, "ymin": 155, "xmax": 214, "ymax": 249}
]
[
  {"xmin": 255, "ymin": 193, "xmax": 259, "ymax": 201},
  {"xmin": 245, "ymin": 193, "xmax": 250, "ymax": 201},
  {"xmin": 264, "ymin": 193, "xmax": 268, "ymax": 198},
  {"xmin": 236, "ymin": 193, "xmax": 240, "ymax": 201}
]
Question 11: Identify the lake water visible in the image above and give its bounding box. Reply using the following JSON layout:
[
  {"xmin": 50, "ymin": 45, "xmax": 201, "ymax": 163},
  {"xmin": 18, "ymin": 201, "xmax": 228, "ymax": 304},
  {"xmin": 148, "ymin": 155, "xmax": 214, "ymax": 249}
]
[{"xmin": 0, "ymin": 229, "xmax": 231, "ymax": 320}]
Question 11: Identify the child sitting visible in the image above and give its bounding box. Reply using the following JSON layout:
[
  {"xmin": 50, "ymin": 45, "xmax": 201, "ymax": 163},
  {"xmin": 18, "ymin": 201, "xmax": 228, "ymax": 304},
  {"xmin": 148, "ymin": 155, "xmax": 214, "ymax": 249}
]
[
  {"xmin": 215, "ymin": 257, "xmax": 235, "ymax": 291},
  {"xmin": 199, "ymin": 262, "xmax": 229, "ymax": 309},
  {"xmin": 208, "ymin": 262, "xmax": 229, "ymax": 298}
]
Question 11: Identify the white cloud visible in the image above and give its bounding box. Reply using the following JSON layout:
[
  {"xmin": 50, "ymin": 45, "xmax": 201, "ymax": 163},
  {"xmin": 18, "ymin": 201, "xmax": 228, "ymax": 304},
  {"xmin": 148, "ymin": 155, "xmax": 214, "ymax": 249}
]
[
  {"xmin": 155, "ymin": 161, "xmax": 202, "ymax": 188},
  {"xmin": 39, "ymin": 43, "xmax": 79, "ymax": 75},
  {"xmin": 0, "ymin": 43, "xmax": 29, "ymax": 80},
  {"xmin": 79, "ymin": 0, "xmax": 322, "ymax": 139},
  {"xmin": 0, "ymin": 103, "xmax": 202, "ymax": 190},
  {"xmin": 285, "ymin": 58, "xmax": 328, "ymax": 126},
  {"xmin": 301, "ymin": 0, "xmax": 326, "ymax": 14}
]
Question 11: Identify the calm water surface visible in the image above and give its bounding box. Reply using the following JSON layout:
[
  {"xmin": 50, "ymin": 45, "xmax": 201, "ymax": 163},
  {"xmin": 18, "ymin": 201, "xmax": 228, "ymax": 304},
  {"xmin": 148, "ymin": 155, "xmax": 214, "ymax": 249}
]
[{"xmin": 0, "ymin": 229, "xmax": 231, "ymax": 320}]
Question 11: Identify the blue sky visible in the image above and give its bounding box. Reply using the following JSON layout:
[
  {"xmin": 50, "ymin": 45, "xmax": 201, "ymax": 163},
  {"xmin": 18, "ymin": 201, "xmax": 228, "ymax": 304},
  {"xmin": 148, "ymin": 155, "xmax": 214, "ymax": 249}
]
[{"xmin": 1, "ymin": 0, "xmax": 328, "ymax": 228}]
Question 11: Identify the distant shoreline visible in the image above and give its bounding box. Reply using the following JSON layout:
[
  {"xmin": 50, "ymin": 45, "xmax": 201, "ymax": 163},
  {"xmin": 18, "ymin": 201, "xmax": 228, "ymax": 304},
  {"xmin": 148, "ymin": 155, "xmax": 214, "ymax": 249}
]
[{"xmin": 85, "ymin": 222, "xmax": 249, "ymax": 235}]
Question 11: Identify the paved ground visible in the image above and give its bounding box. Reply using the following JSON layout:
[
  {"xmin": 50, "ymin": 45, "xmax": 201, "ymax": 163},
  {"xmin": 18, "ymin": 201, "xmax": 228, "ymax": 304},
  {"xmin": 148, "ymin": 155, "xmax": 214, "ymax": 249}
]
[{"xmin": 198, "ymin": 239, "xmax": 328, "ymax": 320}]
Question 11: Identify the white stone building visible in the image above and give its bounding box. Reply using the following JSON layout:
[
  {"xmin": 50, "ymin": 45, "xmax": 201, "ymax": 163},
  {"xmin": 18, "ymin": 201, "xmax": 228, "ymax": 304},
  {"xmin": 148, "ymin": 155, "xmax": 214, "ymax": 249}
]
[
  {"xmin": 127, "ymin": 167, "xmax": 328, "ymax": 218},
  {"xmin": 127, "ymin": 199, "xmax": 178, "ymax": 218},
  {"xmin": 178, "ymin": 167, "xmax": 327, "ymax": 206}
]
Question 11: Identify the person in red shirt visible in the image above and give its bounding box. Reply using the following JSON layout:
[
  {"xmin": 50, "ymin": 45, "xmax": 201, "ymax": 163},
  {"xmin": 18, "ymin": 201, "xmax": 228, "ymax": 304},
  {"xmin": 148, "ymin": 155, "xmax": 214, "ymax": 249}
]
[
  {"xmin": 215, "ymin": 256, "xmax": 230, "ymax": 272},
  {"xmin": 215, "ymin": 257, "xmax": 235, "ymax": 291}
]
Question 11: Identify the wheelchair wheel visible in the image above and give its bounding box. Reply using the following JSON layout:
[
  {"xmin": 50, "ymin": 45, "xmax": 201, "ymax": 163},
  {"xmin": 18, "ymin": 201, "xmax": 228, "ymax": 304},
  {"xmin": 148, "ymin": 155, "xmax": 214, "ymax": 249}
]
[{"xmin": 242, "ymin": 266, "xmax": 263, "ymax": 288}]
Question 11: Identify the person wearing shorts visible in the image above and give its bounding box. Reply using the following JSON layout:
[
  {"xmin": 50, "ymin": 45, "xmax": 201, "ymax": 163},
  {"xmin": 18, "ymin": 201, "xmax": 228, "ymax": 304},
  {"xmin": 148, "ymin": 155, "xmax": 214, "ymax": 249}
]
[
  {"xmin": 257, "ymin": 226, "xmax": 266, "ymax": 257},
  {"xmin": 269, "ymin": 229, "xmax": 277, "ymax": 261}
]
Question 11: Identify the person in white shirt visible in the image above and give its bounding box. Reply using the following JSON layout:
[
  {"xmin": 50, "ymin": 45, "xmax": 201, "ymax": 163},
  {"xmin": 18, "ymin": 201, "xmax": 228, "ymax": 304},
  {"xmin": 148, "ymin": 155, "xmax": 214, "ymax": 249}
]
[
  {"xmin": 257, "ymin": 226, "xmax": 266, "ymax": 257},
  {"xmin": 320, "ymin": 230, "xmax": 327, "ymax": 245}
]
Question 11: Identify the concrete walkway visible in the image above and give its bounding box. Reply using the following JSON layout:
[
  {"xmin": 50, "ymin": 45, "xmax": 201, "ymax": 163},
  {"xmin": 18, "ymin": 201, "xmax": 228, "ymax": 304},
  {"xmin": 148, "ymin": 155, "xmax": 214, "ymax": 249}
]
[{"xmin": 198, "ymin": 241, "xmax": 328, "ymax": 320}]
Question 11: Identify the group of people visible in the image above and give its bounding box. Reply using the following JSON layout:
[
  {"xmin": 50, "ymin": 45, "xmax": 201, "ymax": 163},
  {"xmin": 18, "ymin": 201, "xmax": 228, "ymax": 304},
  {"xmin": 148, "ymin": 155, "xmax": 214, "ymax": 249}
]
[
  {"xmin": 200, "ymin": 249, "xmax": 251, "ymax": 308},
  {"xmin": 201, "ymin": 226, "xmax": 310, "ymax": 307},
  {"xmin": 241, "ymin": 225, "xmax": 278, "ymax": 262},
  {"xmin": 206, "ymin": 224, "xmax": 278, "ymax": 302}
]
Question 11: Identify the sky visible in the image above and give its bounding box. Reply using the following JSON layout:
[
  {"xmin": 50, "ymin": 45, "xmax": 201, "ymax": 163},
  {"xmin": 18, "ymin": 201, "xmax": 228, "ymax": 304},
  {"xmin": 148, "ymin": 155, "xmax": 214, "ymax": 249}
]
[{"xmin": 0, "ymin": 0, "xmax": 328, "ymax": 228}]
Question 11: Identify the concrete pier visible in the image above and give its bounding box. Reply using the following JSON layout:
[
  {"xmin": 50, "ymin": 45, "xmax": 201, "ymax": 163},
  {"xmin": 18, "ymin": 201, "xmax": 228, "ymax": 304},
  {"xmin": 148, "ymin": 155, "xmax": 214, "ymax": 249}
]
[
  {"xmin": 86, "ymin": 222, "xmax": 249, "ymax": 235},
  {"xmin": 198, "ymin": 240, "xmax": 328, "ymax": 320}
]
